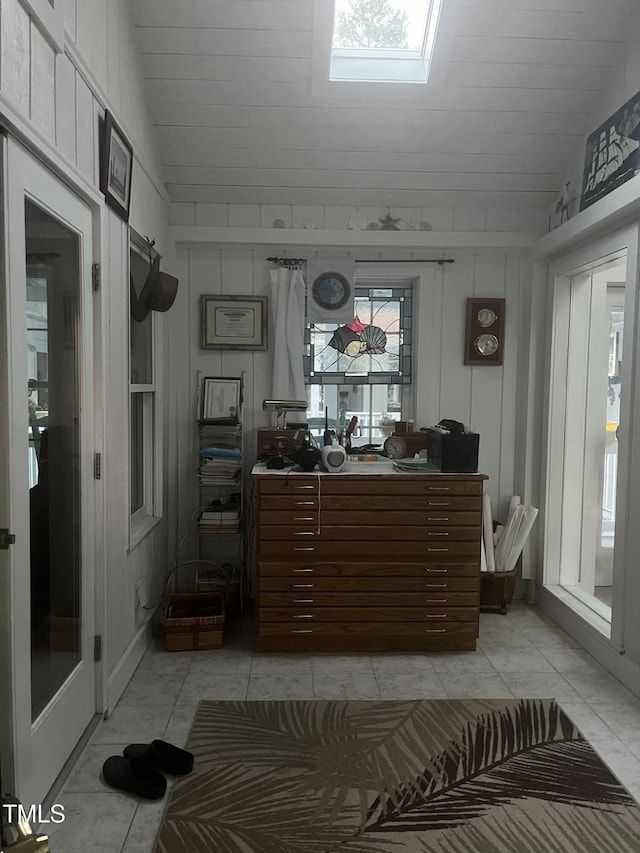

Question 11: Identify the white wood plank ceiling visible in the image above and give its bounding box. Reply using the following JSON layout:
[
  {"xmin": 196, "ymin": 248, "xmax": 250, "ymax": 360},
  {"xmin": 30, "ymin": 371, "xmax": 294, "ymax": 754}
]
[{"xmin": 130, "ymin": 0, "xmax": 634, "ymax": 211}]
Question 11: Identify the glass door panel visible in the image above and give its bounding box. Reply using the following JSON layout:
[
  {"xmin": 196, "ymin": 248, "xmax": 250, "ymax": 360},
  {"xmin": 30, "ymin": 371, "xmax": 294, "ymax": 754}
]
[{"xmin": 26, "ymin": 200, "xmax": 82, "ymax": 718}]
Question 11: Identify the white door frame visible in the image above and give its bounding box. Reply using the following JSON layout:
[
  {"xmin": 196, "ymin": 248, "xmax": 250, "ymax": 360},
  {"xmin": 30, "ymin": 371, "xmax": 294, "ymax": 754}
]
[
  {"xmin": 541, "ymin": 225, "xmax": 639, "ymax": 652},
  {"xmin": 0, "ymin": 136, "xmax": 102, "ymax": 805}
]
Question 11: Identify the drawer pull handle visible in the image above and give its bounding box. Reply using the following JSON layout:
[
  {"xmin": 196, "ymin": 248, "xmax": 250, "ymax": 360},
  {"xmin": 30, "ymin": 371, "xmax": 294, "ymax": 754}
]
[
  {"xmin": 427, "ymin": 532, "xmax": 449, "ymax": 537},
  {"xmin": 294, "ymin": 501, "xmax": 315, "ymax": 506},
  {"xmin": 427, "ymin": 547, "xmax": 449, "ymax": 552},
  {"xmin": 427, "ymin": 516, "xmax": 449, "ymax": 521},
  {"xmin": 425, "ymin": 628, "xmax": 446, "ymax": 633},
  {"xmin": 428, "ymin": 501, "xmax": 450, "ymax": 506},
  {"xmin": 426, "ymin": 568, "xmax": 448, "ymax": 574},
  {"xmin": 294, "ymin": 485, "xmax": 315, "ymax": 490},
  {"xmin": 426, "ymin": 598, "xmax": 447, "ymax": 603},
  {"xmin": 425, "ymin": 614, "xmax": 447, "ymax": 619},
  {"xmin": 293, "ymin": 568, "xmax": 314, "ymax": 573},
  {"xmin": 292, "ymin": 629, "xmax": 313, "ymax": 633},
  {"xmin": 294, "ymin": 547, "xmax": 315, "ymax": 551},
  {"xmin": 426, "ymin": 583, "xmax": 447, "ymax": 588},
  {"xmin": 292, "ymin": 583, "xmax": 314, "ymax": 588},
  {"xmin": 294, "ymin": 599, "xmax": 314, "ymax": 604},
  {"xmin": 294, "ymin": 532, "xmax": 316, "ymax": 536},
  {"xmin": 293, "ymin": 614, "xmax": 314, "ymax": 619},
  {"xmin": 428, "ymin": 486, "xmax": 451, "ymax": 492},
  {"xmin": 294, "ymin": 517, "xmax": 315, "ymax": 521}
]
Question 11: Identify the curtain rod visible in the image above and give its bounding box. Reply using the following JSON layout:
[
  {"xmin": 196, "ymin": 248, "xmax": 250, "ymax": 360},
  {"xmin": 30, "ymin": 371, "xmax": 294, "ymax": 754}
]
[{"xmin": 267, "ymin": 256, "xmax": 455, "ymax": 266}]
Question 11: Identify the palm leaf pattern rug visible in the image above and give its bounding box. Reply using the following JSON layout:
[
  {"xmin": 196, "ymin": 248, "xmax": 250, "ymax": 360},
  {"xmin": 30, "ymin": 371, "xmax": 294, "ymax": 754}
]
[{"xmin": 154, "ymin": 699, "xmax": 640, "ymax": 852}]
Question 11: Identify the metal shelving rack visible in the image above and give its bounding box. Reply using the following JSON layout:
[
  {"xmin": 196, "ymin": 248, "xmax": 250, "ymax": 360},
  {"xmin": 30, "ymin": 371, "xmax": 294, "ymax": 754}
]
[{"xmin": 195, "ymin": 370, "xmax": 247, "ymax": 610}]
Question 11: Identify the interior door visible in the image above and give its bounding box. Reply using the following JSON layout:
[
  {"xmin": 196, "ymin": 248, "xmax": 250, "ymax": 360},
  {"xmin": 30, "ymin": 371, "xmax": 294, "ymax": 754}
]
[{"xmin": 1, "ymin": 138, "xmax": 96, "ymax": 805}]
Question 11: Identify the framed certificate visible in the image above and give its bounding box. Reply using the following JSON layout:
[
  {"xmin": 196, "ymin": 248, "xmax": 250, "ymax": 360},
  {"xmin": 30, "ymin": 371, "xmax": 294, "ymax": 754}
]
[
  {"xmin": 201, "ymin": 294, "xmax": 268, "ymax": 350},
  {"xmin": 200, "ymin": 377, "xmax": 242, "ymax": 423}
]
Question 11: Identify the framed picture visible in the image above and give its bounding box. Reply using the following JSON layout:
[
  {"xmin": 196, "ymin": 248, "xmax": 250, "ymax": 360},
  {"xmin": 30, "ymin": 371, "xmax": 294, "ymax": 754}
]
[
  {"xmin": 201, "ymin": 294, "xmax": 268, "ymax": 350},
  {"xmin": 464, "ymin": 298, "xmax": 505, "ymax": 366},
  {"xmin": 200, "ymin": 376, "xmax": 242, "ymax": 424},
  {"xmin": 100, "ymin": 111, "xmax": 133, "ymax": 222},
  {"xmin": 580, "ymin": 88, "xmax": 640, "ymax": 212}
]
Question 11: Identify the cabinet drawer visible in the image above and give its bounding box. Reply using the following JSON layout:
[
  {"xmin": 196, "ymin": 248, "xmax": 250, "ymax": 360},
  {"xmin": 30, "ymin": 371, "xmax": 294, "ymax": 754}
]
[
  {"xmin": 258, "ymin": 496, "xmax": 482, "ymax": 513},
  {"xmin": 257, "ymin": 560, "xmax": 480, "ymax": 578},
  {"xmin": 257, "ymin": 620, "xmax": 478, "ymax": 639},
  {"xmin": 259, "ymin": 575, "xmax": 479, "ymax": 592},
  {"xmin": 258, "ymin": 510, "xmax": 481, "ymax": 527},
  {"xmin": 259, "ymin": 590, "xmax": 479, "ymax": 607},
  {"xmin": 259, "ymin": 606, "xmax": 479, "ymax": 623},
  {"xmin": 257, "ymin": 524, "xmax": 481, "ymax": 542},
  {"xmin": 256, "ymin": 477, "xmax": 484, "ymax": 497},
  {"xmin": 258, "ymin": 541, "xmax": 480, "ymax": 558}
]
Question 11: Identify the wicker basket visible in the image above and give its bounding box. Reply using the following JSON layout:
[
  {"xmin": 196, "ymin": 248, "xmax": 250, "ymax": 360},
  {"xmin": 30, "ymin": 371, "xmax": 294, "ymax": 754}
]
[
  {"xmin": 480, "ymin": 569, "xmax": 517, "ymax": 615},
  {"xmin": 162, "ymin": 560, "xmax": 226, "ymax": 651}
]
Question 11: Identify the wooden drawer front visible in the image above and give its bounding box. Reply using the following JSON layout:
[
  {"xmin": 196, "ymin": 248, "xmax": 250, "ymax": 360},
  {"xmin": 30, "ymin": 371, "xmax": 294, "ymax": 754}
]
[
  {"xmin": 260, "ymin": 590, "xmax": 479, "ymax": 607},
  {"xmin": 257, "ymin": 477, "xmax": 484, "ymax": 497},
  {"xmin": 258, "ymin": 541, "xmax": 480, "ymax": 558},
  {"xmin": 258, "ymin": 510, "xmax": 481, "ymax": 527},
  {"xmin": 259, "ymin": 606, "xmax": 479, "ymax": 623},
  {"xmin": 257, "ymin": 524, "xmax": 481, "ymax": 542},
  {"xmin": 257, "ymin": 621, "xmax": 478, "ymax": 639},
  {"xmin": 258, "ymin": 495, "xmax": 481, "ymax": 513},
  {"xmin": 259, "ymin": 575, "xmax": 478, "ymax": 592},
  {"xmin": 258, "ymin": 561, "xmax": 480, "ymax": 578}
]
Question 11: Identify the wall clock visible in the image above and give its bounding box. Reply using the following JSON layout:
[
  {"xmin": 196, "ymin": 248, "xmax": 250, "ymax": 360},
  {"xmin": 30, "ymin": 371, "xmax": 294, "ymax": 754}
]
[
  {"xmin": 311, "ymin": 271, "xmax": 351, "ymax": 312},
  {"xmin": 464, "ymin": 298, "xmax": 505, "ymax": 365}
]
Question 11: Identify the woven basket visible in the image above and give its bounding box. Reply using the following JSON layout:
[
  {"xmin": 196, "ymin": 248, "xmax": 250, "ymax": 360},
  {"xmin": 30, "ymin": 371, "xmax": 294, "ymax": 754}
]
[
  {"xmin": 480, "ymin": 569, "xmax": 517, "ymax": 615},
  {"xmin": 162, "ymin": 560, "xmax": 226, "ymax": 651}
]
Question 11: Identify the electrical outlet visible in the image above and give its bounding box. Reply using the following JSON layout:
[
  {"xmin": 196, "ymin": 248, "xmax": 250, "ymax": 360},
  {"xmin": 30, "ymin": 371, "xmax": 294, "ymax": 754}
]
[{"xmin": 135, "ymin": 579, "xmax": 148, "ymax": 609}]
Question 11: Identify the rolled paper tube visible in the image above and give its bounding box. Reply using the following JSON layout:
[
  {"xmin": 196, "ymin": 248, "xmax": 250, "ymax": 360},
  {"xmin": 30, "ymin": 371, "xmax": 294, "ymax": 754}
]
[{"xmin": 483, "ymin": 491, "xmax": 496, "ymax": 573}]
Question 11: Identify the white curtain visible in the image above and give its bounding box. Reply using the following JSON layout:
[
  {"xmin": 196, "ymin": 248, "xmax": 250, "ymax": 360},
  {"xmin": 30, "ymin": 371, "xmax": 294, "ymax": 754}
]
[{"xmin": 269, "ymin": 267, "xmax": 307, "ymax": 401}]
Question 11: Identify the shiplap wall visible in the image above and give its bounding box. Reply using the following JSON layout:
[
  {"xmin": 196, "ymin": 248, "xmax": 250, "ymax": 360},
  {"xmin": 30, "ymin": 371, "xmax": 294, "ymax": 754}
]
[
  {"xmin": 0, "ymin": 0, "xmax": 174, "ymax": 707},
  {"xmin": 175, "ymin": 243, "xmax": 524, "ymax": 550}
]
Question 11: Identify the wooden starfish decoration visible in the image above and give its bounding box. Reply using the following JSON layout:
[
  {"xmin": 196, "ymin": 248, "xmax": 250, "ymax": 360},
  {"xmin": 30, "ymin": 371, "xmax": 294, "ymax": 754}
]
[{"xmin": 378, "ymin": 212, "xmax": 401, "ymax": 230}]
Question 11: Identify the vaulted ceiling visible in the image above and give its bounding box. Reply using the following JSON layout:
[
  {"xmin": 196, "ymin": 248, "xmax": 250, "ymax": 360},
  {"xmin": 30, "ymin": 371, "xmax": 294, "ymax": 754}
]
[{"xmin": 130, "ymin": 0, "xmax": 634, "ymax": 214}]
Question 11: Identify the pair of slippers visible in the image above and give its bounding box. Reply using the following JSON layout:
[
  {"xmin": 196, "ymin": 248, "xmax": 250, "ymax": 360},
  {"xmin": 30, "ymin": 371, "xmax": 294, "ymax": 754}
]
[{"xmin": 102, "ymin": 739, "xmax": 194, "ymax": 800}]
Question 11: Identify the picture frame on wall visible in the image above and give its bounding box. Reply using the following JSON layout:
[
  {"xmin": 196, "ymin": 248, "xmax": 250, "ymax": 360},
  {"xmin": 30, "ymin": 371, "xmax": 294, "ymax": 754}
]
[
  {"xmin": 100, "ymin": 111, "xmax": 133, "ymax": 222},
  {"xmin": 201, "ymin": 294, "xmax": 268, "ymax": 350},
  {"xmin": 200, "ymin": 376, "xmax": 242, "ymax": 424}
]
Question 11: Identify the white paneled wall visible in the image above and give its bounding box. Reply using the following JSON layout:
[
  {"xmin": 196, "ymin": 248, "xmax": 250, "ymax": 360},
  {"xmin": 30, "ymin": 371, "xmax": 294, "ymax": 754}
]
[
  {"xmin": 176, "ymin": 244, "xmax": 523, "ymax": 543},
  {"xmin": 0, "ymin": 0, "xmax": 175, "ymax": 708}
]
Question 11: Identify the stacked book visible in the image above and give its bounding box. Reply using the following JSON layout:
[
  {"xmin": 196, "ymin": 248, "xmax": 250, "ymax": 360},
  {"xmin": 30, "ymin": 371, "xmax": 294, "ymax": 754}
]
[
  {"xmin": 199, "ymin": 446, "xmax": 242, "ymax": 486},
  {"xmin": 198, "ymin": 507, "xmax": 240, "ymax": 533}
]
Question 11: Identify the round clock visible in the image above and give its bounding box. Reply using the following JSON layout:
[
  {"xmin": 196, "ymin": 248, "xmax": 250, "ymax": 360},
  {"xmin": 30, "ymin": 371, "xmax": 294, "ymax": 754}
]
[
  {"xmin": 311, "ymin": 272, "xmax": 351, "ymax": 312},
  {"xmin": 383, "ymin": 435, "xmax": 407, "ymax": 459},
  {"xmin": 477, "ymin": 307, "xmax": 498, "ymax": 327},
  {"xmin": 474, "ymin": 333, "xmax": 499, "ymax": 356}
]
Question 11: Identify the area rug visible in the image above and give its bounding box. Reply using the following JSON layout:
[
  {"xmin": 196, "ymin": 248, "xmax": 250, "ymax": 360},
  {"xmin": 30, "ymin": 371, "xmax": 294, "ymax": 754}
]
[{"xmin": 154, "ymin": 698, "xmax": 640, "ymax": 852}]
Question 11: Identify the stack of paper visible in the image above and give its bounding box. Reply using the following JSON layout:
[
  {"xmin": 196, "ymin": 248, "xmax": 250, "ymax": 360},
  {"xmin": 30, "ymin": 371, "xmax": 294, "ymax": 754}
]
[{"xmin": 199, "ymin": 446, "xmax": 242, "ymax": 485}]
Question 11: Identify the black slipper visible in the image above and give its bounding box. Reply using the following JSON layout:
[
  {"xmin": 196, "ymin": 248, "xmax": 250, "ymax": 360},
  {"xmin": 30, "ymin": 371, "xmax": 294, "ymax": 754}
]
[
  {"xmin": 102, "ymin": 755, "xmax": 167, "ymax": 800},
  {"xmin": 123, "ymin": 739, "xmax": 194, "ymax": 776}
]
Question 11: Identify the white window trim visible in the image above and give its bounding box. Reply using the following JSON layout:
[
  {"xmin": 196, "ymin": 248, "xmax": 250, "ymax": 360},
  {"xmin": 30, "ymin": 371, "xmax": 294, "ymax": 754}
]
[
  {"xmin": 128, "ymin": 237, "xmax": 164, "ymax": 551},
  {"xmin": 18, "ymin": 0, "xmax": 64, "ymax": 53}
]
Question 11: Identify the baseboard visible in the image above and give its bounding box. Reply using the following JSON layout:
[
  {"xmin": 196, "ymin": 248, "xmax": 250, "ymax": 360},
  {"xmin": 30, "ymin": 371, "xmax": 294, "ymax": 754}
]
[{"xmin": 106, "ymin": 620, "xmax": 154, "ymax": 716}]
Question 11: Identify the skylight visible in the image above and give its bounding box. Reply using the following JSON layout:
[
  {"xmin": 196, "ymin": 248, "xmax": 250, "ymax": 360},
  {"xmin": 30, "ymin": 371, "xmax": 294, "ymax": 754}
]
[{"xmin": 330, "ymin": 0, "xmax": 443, "ymax": 84}]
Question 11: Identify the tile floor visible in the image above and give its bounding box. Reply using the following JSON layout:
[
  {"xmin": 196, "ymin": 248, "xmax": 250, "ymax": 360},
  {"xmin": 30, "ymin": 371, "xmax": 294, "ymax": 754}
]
[{"xmin": 45, "ymin": 599, "xmax": 640, "ymax": 852}]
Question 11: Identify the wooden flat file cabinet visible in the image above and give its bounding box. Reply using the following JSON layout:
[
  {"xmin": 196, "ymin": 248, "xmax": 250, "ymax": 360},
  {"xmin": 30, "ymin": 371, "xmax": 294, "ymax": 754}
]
[{"xmin": 253, "ymin": 471, "xmax": 487, "ymax": 653}]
